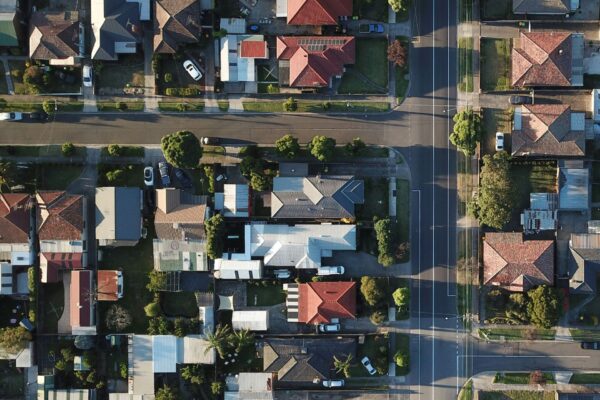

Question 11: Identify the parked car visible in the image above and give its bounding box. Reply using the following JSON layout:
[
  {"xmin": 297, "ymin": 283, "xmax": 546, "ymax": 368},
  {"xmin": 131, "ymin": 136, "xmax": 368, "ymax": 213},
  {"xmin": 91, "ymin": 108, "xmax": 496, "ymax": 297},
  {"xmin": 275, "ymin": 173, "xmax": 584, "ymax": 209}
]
[
  {"xmin": 359, "ymin": 23, "xmax": 384, "ymax": 33},
  {"xmin": 143, "ymin": 166, "xmax": 154, "ymax": 187},
  {"xmin": 248, "ymin": 24, "xmax": 260, "ymax": 33},
  {"xmin": 361, "ymin": 356, "xmax": 377, "ymax": 375},
  {"xmin": 322, "ymin": 379, "xmax": 344, "ymax": 388},
  {"xmin": 201, "ymin": 137, "xmax": 220, "ymax": 145},
  {"xmin": 29, "ymin": 111, "xmax": 49, "ymax": 122},
  {"xmin": 174, "ymin": 168, "xmax": 193, "ymax": 188},
  {"xmin": 0, "ymin": 112, "xmax": 23, "ymax": 121},
  {"xmin": 495, "ymin": 132, "xmax": 504, "ymax": 151},
  {"xmin": 158, "ymin": 162, "xmax": 171, "ymax": 187},
  {"xmin": 509, "ymin": 95, "xmax": 532, "ymax": 105},
  {"xmin": 216, "ymin": 173, "xmax": 228, "ymax": 182},
  {"xmin": 317, "ymin": 266, "xmax": 344, "ymax": 276},
  {"xmin": 183, "ymin": 60, "xmax": 203, "ymax": 81},
  {"xmin": 273, "ymin": 269, "xmax": 291, "ymax": 279},
  {"xmin": 581, "ymin": 341, "xmax": 600, "ymax": 350},
  {"xmin": 82, "ymin": 65, "xmax": 93, "ymax": 87},
  {"xmin": 318, "ymin": 323, "xmax": 341, "ymax": 333}
]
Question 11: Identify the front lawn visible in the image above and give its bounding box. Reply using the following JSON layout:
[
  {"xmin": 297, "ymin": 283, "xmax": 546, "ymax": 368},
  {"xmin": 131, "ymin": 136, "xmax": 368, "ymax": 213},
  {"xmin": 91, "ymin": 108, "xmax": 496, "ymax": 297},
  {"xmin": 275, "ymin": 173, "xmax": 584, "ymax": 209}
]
[
  {"xmin": 97, "ymin": 164, "xmax": 145, "ymax": 187},
  {"xmin": 480, "ymin": 38, "xmax": 511, "ymax": 91},
  {"xmin": 157, "ymin": 56, "xmax": 203, "ymax": 95},
  {"xmin": 158, "ymin": 101, "xmax": 204, "ymax": 112},
  {"xmin": 96, "ymin": 54, "xmax": 145, "ymax": 91},
  {"xmin": 481, "ymin": 108, "xmax": 512, "ymax": 156},
  {"xmin": 458, "ymin": 37, "xmax": 474, "ymax": 93},
  {"xmin": 356, "ymin": 177, "xmax": 389, "ymax": 222},
  {"xmin": 570, "ymin": 373, "xmax": 600, "ymax": 384},
  {"xmin": 569, "ymin": 328, "xmax": 600, "ymax": 341},
  {"xmin": 100, "ymin": 146, "xmax": 144, "ymax": 158},
  {"xmin": 246, "ymin": 282, "xmax": 286, "ymax": 306},
  {"xmin": 242, "ymin": 100, "xmax": 390, "ymax": 113},
  {"xmin": 36, "ymin": 164, "xmax": 84, "ymax": 190},
  {"xmin": 353, "ymin": 0, "xmax": 388, "ymax": 21},
  {"xmin": 395, "ymin": 333, "xmax": 410, "ymax": 375},
  {"xmin": 161, "ymin": 291, "xmax": 199, "ymax": 318},
  {"xmin": 338, "ymin": 38, "xmax": 389, "ymax": 94},
  {"xmin": 479, "ymin": 392, "xmax": 556, "ymax": 400},
  {"xmin": 97, "ymin": 101, "xmax": 145, "ymax": 112},
  {"xmin": 494, "ymin": 372, "xmax": 555, "ymax": 385},
  {"xmin": 479, "ymin": 328, "xmax": 556, "ymax": 341},
  {"xmin": 348, "ymin": 334, "xmax": 389, "ymax": 377},
  {"xmin": 577, "ymin": 278, "xmax": 600, "ymax": 326}
]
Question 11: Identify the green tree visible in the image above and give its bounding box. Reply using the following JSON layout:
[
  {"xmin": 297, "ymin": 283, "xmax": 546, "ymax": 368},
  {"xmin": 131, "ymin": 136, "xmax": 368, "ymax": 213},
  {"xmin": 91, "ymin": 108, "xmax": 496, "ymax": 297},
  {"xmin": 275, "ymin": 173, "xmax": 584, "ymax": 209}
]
[
  {"xmin": 60, "ymin": 347, "xmax": 75, "ymax": 362},
  {"xmin": 107, "ymin": 144, "xmax": 122, "ymax": 156},
  {"xmin": 308, "ymin": 135, "xmax": 336, "ymax": 162},
  {"xmin": 155, "ymin": 384, "xmax": 177, "ymax": 400},
  {"xmin": 370, "ymin": 310, "xmax": 386, "ymax": 325},
  {"xmin": 505, "ymin": 293, "xmax": 528, "ymax": 324},
  {"xmin": 181, "ymin": 364, "xmax": 204, "ymax": 385},
  {"xmin": 344, "ymin": 137, "xmax": 366, "ymax": 156},
  {"xmin": 105, "ymin": 169, "xmax": 124, "ymax": 184},
  {"xmin": 394, "ymin": 350, "xmax": 409, "ymax": 368},
  {"xmin": 144, "ymin": 301, "xmax": 161, "ymax": 317},
  {"xmin": 232, "ymin": 329, "xmax": 254, "ymax": 353},
  {"xmin": 470, "ymin": 151, "xmax": 513, "ymax": 229},
  {"xmin": 205, "ymin": 214, "xmax": 225, "ymax": 259},
  {"xmin": 360, "ymin": 276, "xmax": 386, "ymax": 307},
  {"xmin": 42, "ymin": 100, "xmax": 54, "ymax": 114},
  {"xmin": 0, "ymin": 326, "xmax": 31, "ymax": 353},
  {"xmin": 211, "ymin": 381, "xmax": 224, "ymax": 396},
  {"xmin": 387, "ymin": 40, "xmax": 407, "ymax": 67},
  {"xmin": 62, "ymin": 142, "xmax": 75, "ymax": 157},
  {"xmin": 119, "ymin": 361, "xmax": 128, "ymax": 379},
  {"xmin": 392, "ymin": 287, "xmax": 409, "ymax": 308},
  {"xmin": 161, "ymin": 131, "xmax": 202, "ymax": 168},
  {"xmin": 283, "ymin": 97, "xmax": 297, "ymax": 112},
  {"xmin": 388, "ymin": 0, "xmax": 409, "ymax": 14},
  {"xmin": 105, "ymin": 304, "xmax": 132, "ymax": 332},
  {"xmin": 86, "ymin": 370, "xmax": 97, "ymax": 384},
  {"xmin": 375, "ymin": 218, "xmax": 396, "ymax": 266},
  {"xmin": 74, "ymin": 335, "xmax": 95, "ymax": 350},
  {"xmin": 146, "ymin": 270, "xmax": 167, "ymax": 292},
  {"xmin": 174, "ymin": 318, "xmax": 190, "ymax": 337},
  {"xmin": 203, "ymin": 165, "xmax": 215, "ymax": 193},
  {"xmin": 450, "ymin": 109, "xmax": 481, "ymax": 156},
  {"xmin": 239, "ymin": 156, "xmax": 264, "ymax": 178},
  {"xmin": 275, "ymin": 134, "xmax": 300, "ymax": 158},
  {"xmin": 82, "ymin": 351, "xmax": 96, "ymax": 369},
  {"xmin": 147, "ymin": 316, "xmax": 172, "ymax": 335},
  {"xmin": 205, "ymin": 324, "xmax": 232, "ymax": 359},
  {"xmin": 55, "ymin": 359, "xmax": 69, "ymax": 371},
  {"xmin": 333, "ymin": 354, "xmax": 353, "ymax": 378},
  {"xmin": 250, "ymin": 171, "xmax": 271, "ymax": 191},
  {"xmin": 527, "ymin": 285, "xmax": 560, "ymax": 329}
]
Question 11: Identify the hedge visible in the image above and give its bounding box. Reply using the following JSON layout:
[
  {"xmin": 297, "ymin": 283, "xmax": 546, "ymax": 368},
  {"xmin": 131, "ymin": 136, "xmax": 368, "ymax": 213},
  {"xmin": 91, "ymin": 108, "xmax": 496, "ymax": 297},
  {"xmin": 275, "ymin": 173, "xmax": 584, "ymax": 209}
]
[{"xmin": 164, "ymin": 88, "xmax": 200, "ymax": 97}]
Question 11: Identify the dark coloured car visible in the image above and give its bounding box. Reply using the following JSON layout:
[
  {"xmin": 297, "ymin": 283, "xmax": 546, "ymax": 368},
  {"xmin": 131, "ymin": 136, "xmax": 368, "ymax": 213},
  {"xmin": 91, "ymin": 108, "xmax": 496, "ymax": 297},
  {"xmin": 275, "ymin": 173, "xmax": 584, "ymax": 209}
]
[
  {"xmin": 174, "ymin": 168, "xmax": 193, "ymax": 188},
  {"xmin": 359, "ymin": 23, "xmax": 384, "ymax": 33},
  {"xmin": 509, "ymin": 95, "xmax": 532, "ymax": 105},
  {"xmin": 158, "ymin": 162, "xmax": 171, "ymax": 187},
  {"xmin": 29, "ymin": 112, "xmax": 49, "ymax": 122},
  {"xmin": 581, "ymin": 341, "xmax": 600, "ymax": 350},
  {"xmin": 248, "ymin": 24, "xmax": 260, "ymax": 33}
]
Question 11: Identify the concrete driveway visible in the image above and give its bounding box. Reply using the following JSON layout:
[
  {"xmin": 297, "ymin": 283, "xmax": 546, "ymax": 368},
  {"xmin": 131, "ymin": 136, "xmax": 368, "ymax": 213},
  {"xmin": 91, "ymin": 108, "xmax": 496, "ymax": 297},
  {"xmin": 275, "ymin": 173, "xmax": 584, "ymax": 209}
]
[{"xmin": 331, "ymin": 251, "xmax": 411, "ymax": 278}]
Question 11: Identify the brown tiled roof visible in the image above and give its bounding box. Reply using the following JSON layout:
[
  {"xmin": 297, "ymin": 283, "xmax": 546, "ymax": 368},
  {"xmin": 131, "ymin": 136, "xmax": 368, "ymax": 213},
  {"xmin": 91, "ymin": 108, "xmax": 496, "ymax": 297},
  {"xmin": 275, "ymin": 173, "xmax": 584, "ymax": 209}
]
[
  {"xmin": 0, "ymin": 193, "xmax": 30, "ymax": 244},
  {"xmin": 154, "ymin": 0, "xmax": 201, "ymax": 53},
  {"xmin": 512, "ymin": 32, "xmax": 572, "ymax": 87},
  {"xmin": 154, "ymin": 189, "xmax": 207, "ymax": 240},
  {"xmin": 97, "ymin": 270, "xmax": 120, "ymax": 301},
  {"xmin": 240, "ymin": 40, "xmax": 268, "ymax": 59},
  {"xmin": 483, "ymin": 232, "xmax": 554, "ymax": 292},
  {"xmin": 287, "ymin": 0, "xmax": 352, "ymax": 25},
  {"xmin": 37, "ymin": 191, "xmax": 84, "ymax": 241},
  {"xmin": 29, "ymin": 12, "xmax": 80, "ymax": 61},
  {"xmin": 512, "ymin": 104, "xmax": 585, "ymax": 157},
  {"xmin": 277, "ymin": 36, "xmax": 355, "ymax": 87},
  {"xmin": 298, "ymin": 281, "xmax": 356, "ymax": 324}
]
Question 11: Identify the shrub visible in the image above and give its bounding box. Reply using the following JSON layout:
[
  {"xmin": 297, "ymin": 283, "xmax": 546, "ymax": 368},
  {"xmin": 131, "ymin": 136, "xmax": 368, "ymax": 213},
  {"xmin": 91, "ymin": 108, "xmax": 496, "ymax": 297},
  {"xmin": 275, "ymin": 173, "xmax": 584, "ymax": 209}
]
[
  {"xmin": 211, "ymin": 382, "xmax": 224, "ymax": 396},
  {"xmin": 120, "ymin": 361, "xmax": 128, "ymax": 379},
  {"xmin": 370, "ymin": 310, "xmax": 385, "ymax": 325},
  {"xmin": 267, "ymin": 84, "xmax": 279, "ymax": 94},
  {"xmin": 360, "ymin": 276, "xmax": 386, "ymax": 306},
  {"xmin": 283, "ymin": 97, "xmax": 297, "ymax": 112},
  {"xmin": 249, "ymin": 171, "xmax": 271, "ymax": 191},
  {"xmin": 61, "ymin": 142, "xmax": 75, "ymax": 157},
  {"xmin": 275, "ymin": 134, "xmax": 300, "ymax": 158},
  {"xmin": 61, "ymin": 347, "xmax": 75, "ymax": 362},
  {"xmin": 392, "ymin": 287, "xmax": 409, "ymax": 308},
  {"xmin": 322, "ymin": 101, "xmax": 330, "ymax": 110},
  {"xmin": 164, "ymin": 73, "xmax": 173, "ymax": 83},
  {"xmin": 308, "ymin": 135, "xmax": 336, "ymax": 162},
  {"xmin": 394, "ymin": 350, "xmax": 409, "ymax": 368},
  {"xmin": 107, "ymin": 144, "xmax": 122, "ymax": 156},
  {"xmin": 116, "ymin": 101, "xmax": 127, "ymax": 111},
  {"xmin": 105, "ymin": 169, "xmax": 124, "ymax": 184},
  {"xmin": 161, "ymin": 131, "xmax": 202, "ymax": 168},
  {"xmin": 375, "ymin": 218, "xmax": 396, "ymax": 266},
  {"xmin": 42, "ymin": 100, "xmax": 54, "ymax": 114},
  {"xmin": 164, "ymin": 87, "xmax": 200, "ymax": 97},
  {"xmin": 239, "ymin": 145, "xmax": 261, "ymax": 158},
  {"xmin": 176, "ymin": 103, "xmax": 188, "ymax": 112},
  {"xmin": 82, "ymin": 351, "xmax": 96, "ymax": 369},
  {"xmin": 203, "ymin": 165, "xmax": 215, "ymax": 193},
  {"xmin": 144, "ymin": 301, "xmax": 161, "ymax": 317},
  {"xmin": 527, "ymin": 285, "xmax": 560, "ymax": 328},
  {"xmin": 205, "ymin": 214, "xmax": 225, "ymax": 259}
]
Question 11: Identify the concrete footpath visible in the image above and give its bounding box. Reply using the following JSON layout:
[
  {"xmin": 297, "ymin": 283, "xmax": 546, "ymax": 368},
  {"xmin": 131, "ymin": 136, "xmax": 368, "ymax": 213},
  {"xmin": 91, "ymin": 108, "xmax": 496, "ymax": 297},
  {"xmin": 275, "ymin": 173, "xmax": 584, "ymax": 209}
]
[{"xmin": 470, "ymin": 370, "xmax": 600, "ymax": 395}]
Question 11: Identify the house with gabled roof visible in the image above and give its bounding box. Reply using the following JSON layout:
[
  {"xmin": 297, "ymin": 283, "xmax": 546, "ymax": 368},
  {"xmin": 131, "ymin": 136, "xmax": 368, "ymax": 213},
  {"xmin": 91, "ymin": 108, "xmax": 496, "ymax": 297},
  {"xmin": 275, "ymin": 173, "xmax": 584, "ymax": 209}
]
[
  {"xmin": 153, "ymin": 0, "xmax": 202, "ymax": 53},
  {"xmin": 0, "ymin": 193, "xmax": 33, "ymax": 266},
  {"xmin": 512, "ymin": 104, "xmax": 586, "ymax": 157},
  {"xmin": 155, "ymin": 188, "xmax": 208, "ymax": 241},
  {"xmin": 29, "ymin": 11, "xmax": 84, "ymax": 66},
  {"xmin": 70, "ymin": 269, "xmax": 96, "ymax": 335},
  {"xmin": 276, "ymin": 36, "xmax": 355, "ymax": 88},
  {"xmin": 512, "ymin": 31, "xmax": 583, "ymax": 87},
  {"xmin": 483, "ymin": 232, "xmax": 554, "ymax": 292},
  {"xmin": 569, "ymin": 228, "xmax": 600, "ymax": 295},
  {"xmin": 276, "ymin": 0, "xmax": 352, "ymax": 25},
  {"xmin": 285, "ymin": 281, "xmax": 356, "ymax": 324},
  {"xmin": 96, "ymin": 187, "xmax": 142, "ymax": 247}
]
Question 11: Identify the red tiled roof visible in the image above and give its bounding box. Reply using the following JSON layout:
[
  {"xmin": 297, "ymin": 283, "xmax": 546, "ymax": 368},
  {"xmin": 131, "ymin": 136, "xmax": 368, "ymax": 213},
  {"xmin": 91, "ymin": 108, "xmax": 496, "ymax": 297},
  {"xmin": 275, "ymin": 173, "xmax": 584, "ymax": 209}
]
[
  {"xmin": 37, "ymin": 191, "xmax": 84, "ymax": 241},
  {"xmin": 287, "ymin": 0, "xmax": 352, "ymax": 25},
  {"xmin": 0, "ymin": 194, "xmax": 30, "ymax": 244},
  {"xmin": 512, "ymin": 32, "xmax": 572, "ymax": 87},
  {"xmin": 483, "ymin": 232, "xmax": 554, "ymax": 292},
  {"xmin": 97, "ymin": 270, "xmax": 121, "ymax": 301},
  {"xmin": 40, "ymin": 252, "xmax": 83, "ymax": 283},
  {"xmin": 277, "ymin": 36, "xmax": 355, "ymax": 87},
  {"xmin": 240, "ymin": 40, "xmax": 268, "ymax": 59},
  {"xmin": 298, "ymin": 281, "xmax": 356, "ymax": 324},
  {"xmin": 70, "ymin": 270, "xmax": 92, "ymax": 327}
]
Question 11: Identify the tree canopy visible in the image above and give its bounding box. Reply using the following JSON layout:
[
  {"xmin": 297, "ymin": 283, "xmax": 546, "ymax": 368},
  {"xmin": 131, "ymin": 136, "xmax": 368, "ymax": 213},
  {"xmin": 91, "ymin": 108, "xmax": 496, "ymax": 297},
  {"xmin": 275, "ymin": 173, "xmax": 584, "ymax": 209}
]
[
  {"xmin": 375, "ymin": 218, "xmax": 396, "ymax": 266},
  {"xmin": 205, "ymin": 214, "xmax": 225, "ymax": 259},
  {"xmin": 155, "ymin": 384, "xmax": 177, "ymax": 400},
  {"xmin": 308, "ymin": 135, "xmax": 336, "ymax": 162},
  {"xmin": 360, "ymin": 277, "xmax": 386, "ymax": 307},
  {"xmin": 387, "ymin": 40, "xmax": 407, "ymax": 67},
  {"xmin": 527, "ymin": 285, "xmax": 560, "ymax": 329},
  {"xmin": 388, "ymin": 0, "xmax": 409, "ymax": 13},
  {"xmin": 450, "ymin": 109, "xmax": 481, "ymax": 156},
  {"xmin": 161, "ymin": 131, "xmax": 202, "ymax": 168},
  {"xmin": 344, "ymin": 137, "xmax": 366, "ymax": 157},
  {"xmin": 275, "ymin": 134, "xmax": 300, "ymax": 158},
  {"xmin": 392, "ymin": 287, "xmax": 409, "ymax": 308},
  {"xmin": 0, "ymin": 326, "xmax": 31, "ymax": 353}
]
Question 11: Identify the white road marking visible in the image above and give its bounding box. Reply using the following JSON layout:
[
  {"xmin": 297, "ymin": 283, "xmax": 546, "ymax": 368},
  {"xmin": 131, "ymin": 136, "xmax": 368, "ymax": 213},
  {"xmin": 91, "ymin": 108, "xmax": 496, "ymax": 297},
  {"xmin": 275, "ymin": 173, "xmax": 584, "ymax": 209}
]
[
  {"xmin": 431, "ymin": 0, "xmax": 436, "ymax": 393},
  {"xmin": 460, "ymin": 355, "xmax": 590, "ymax": 359},
  {"xmin": 412, "ymin": 189, "xmax": 422, "ymax": 400}
]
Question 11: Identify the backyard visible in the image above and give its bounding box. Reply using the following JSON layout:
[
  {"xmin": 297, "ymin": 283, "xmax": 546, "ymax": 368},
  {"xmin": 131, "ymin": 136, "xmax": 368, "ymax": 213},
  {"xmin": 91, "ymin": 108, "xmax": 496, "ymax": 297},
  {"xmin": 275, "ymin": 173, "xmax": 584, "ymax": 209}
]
[
  {"xmin": 510, "ymin": 161, "xmax": 557, "ymax": 212},
  {"xmin": 97, "ymin": 164, "xmax": 145, "ymax": 187},
  {"xmin": 0, "ymin": 361, "xmax": 24, "ymax": 399},
  {"xmin": 161, "ymin": 291, "xmax": 199, "ymax": 318},
  {"xmin": 96, "ymin": 54, "xmax": 145, "ymax": 93},
  {"xmin": 246, "ymin": 282, "xmax": 286, "ymax": 307},
  {"xmin": 481, "ymin": 108, "xmax": 512, "ymax": 156},
  {"xmin": 338, "ymin": 38, "xmax": 389, "ymax": 94},
  {"xmin": 41, "ymin": 282, "xmax": 64, "ymax": 333},
  {"xmin": 480, "ymin": 38, "xmax": 511, "ymax": 91}
]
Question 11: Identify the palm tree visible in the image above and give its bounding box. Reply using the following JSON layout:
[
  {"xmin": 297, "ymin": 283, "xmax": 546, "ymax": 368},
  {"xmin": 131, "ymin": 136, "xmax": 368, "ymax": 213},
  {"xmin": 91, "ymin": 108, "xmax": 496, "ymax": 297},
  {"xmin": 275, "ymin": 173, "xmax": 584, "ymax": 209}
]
[
  {"xmin": 204, "ymin": 324, "xmax": 232, "ymax": 359},
  {"xmin": 333, "ymin": 354, "xmax": 353, "ymax": 378},
  {"xmin": 232, "ymin": 329, "xmax": 255, "ymax": 353}
]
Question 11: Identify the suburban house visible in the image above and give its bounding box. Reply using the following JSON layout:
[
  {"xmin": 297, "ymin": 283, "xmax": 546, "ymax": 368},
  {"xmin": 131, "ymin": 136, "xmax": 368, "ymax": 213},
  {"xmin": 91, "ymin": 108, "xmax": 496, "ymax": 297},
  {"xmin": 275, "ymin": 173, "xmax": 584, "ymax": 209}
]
[
  {"xmin": 225, "ymin": 373, "xmax": 274, "ymax": 400},
  {"xmin": 483, "ymin": 232, "xmax": 554, "ymax": 292},
  {"xmin": 215, "ymin": 184, "xmax": 250, "ymax": 218},
  {"xmin": 155, "ymin": 188, "xmax": 209, "ymax": 240},
  {"xmin": 0, "ymin": 262, "xmax": 28, "ymax": 297},
  {"xmin": 220, "ymin": 34, "xmax": 268, "ymax": 83},
  {"xmin": 95, "ymin": 187, "xmax": 142, "ymax": 247},
  {"xmin": 29, "ymin": 12, "xmax": 84, "ymax": 65},
  {"xmin": 512, "ymin": 31, "xmax": 583, "ymax": 87},
  {"xmin": 569, "ymin": 226, "xmax": 600, "ymax": 294},
  {"xmin": 521, "ymin": 193, "xmax": 558, "ymax": 233},
  {"xmin": 90, "ymin": 0, "xmax": 150, "ymax": 60},
  {"xmin": 275, "ymin": 0, "xmax": 352, "ymax": 25},
  {"xmin": 70, "ymin": 270, "xmax": 96, "ymax": 335},
  {"xmin": 0, "ymin": 193, "xmax": 33, "ymax": 266},
  {"xmin": 40, "ymin": 252, "xmax": 83, "ymax": 283},
  {"xmin": 261, "ymin": 337, "xmax": 356, "ymax": 388},
  {"xmin": 512, "ymin": 0, "xmax": 577, "ymax": 16},
  {"xmin": 271, "ymin": 174, "xmax": 363, "ymax": 219},
  {"xmin": 153, "ymin": 0, "xmax": 202, "ymax": 53},
  {"xmin": 152, "ymin": 239, "xmax": 208, "ymax": 272},
  {"xmin": 97, "ymin": 270, "xmax": 123, "ymax": 301},
  {"xmin": 558, "ymin": 162, "xmax": 589, "ymax": 211},
  {"xmin": 0, "ymin": 0, "xmax": 24, "ymax": 47},
  {"xmin": 276, "ymin": 36, "xmax": 355, "ymax": 88},
  {"xmin": 285, "ymin": 281, "xmax": 356, "ymax": 323},
  {"xmin": 512, "ymin": 104, "xmax": 586, "ymax": 157}
]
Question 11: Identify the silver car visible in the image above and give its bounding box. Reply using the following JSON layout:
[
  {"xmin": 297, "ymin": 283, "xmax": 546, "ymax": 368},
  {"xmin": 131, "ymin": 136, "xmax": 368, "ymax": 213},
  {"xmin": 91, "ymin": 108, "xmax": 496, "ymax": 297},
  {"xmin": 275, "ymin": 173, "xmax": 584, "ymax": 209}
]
[{"xmin": 183, "ymin": 60, "xmax": 202, "ymax": 81}]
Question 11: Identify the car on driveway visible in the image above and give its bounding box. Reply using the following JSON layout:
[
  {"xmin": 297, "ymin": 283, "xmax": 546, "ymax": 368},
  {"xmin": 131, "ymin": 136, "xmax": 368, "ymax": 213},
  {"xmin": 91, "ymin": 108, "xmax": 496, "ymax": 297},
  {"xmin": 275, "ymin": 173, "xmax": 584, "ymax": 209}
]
[
  {"xmin": 0, "ymin": 112, "xmax": 23, "ymax": 121},
  {"xmin": 322, "ymin": 379, "xmax": 344, "ymax": 388},
  {"xmin": 158, "ymin": 162, "xmax": 171, "ymax": 187},
  {"xmin": 318, "ymin": 323, "xmax": 341, "ymax": 333},
  {"xmin": 581, "ymin": 342, "xmax": 600, "ymax": 350},
  {"xmin": 273, "ymin": 269, "xmax": 291, "ymax": 279},
  {"xmin": 361, "ymin": 356, "xmax": 377, "ymax": 375},
  {"xmin": 317, "ymin": 266, "xmax": 344, "ymax": 276},
  {"xmin": 143, "ymin": 166, "xmax": 154, "ymax": 187},
  {"xmin": 359, "ymin": 23, "xmax": 384, "ymax": 33},
  {"xmin": 82, "ymin": 65, "xmax": 93, "ymax": 87},
  {"xmin": 183, "ymin": 60, "xmax": 202, "ymax": 81},
  {"xmin": 509, "ymin": 95, "xmax": 532, "ymax": 105},
  {"xmin": 495, "ymin": 132, "xmax": 504, "ymax": 151}
]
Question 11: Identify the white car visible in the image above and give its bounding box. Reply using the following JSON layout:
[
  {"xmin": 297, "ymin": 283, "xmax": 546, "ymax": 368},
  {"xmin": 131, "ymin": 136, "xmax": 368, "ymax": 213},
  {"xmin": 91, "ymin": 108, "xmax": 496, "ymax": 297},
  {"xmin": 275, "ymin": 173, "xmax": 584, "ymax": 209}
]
[
  {"xmin": 0, "ymin": 112, "xmax": 23, "ymax": 121},
  {"xmin": 318, "ymin": 323, "xmax": 341, "ymax": 333},
  {"xmin": 361, "ymin": 356, "xmax": 377, "ymax": 376},
  {"xmin": 274, "ymin": 269, "xmax": 291, "ymax": 279},
  {"xmin": 322, "ymin": 379, "xmax": 344, "ymax": 388},
  {"xmin": 82, "ymin": 65, "xmax": 93, "ymax": 88},
  {"xmin": 317, "ymin": 266, "xmax": 344, "ymax": 276},
  {"xmin": 143, "ymin": 166, "xmax": 154, "ymax": 187},
  {"xmin": 183, "ymin": 60, "xmax": 202, "ymax": 81},
  {"xmin": 495, "ymin": 132, "xmax": 504, "ymax": 151}
]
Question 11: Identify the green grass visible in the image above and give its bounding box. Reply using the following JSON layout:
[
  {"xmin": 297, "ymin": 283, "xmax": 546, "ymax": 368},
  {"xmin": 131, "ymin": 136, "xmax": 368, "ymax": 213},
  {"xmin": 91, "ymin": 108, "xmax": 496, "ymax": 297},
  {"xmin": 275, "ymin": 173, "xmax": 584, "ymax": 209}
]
[
  {"xmin": 242, "ymin": 101, "xmax": 390, "ymax": 113},
  {"xmin": 593, "ymin": 185, "xmax": 600, "ymax": 203},
  {"xmin": 100, "ymin": 146, "xmax": 144, "ymax": 158},
  {"xmin": 396, "ymin": 179, "xmax": 410, "ymax": 245},
  {"xmin": 0, "ymin": 64, "xmax": 7, "ymax": 94},
  {"xmin": 493, "ymin": 373, "xmax": 555, "ymax": 385},
  {"xmin": 458, "ymin": 380, "xmax": 473, "ymax": 400},
  {"xmin": 161, "ymin": 291, "xmax": 199, "ymax": 318},
  {"xmin": 353, "ymin": 0, "xmax": 388, "ymax": 21},
  {"xmin": 510, "ymin": 162, "xmax": 557, "ymax": 212},
  {"xmin": 338, "ymin": 38, "xmax": 389, "ymax": 94},
  {"xmin": 458, "ymin": 38, "xmax": 474, "ymax": 92},
  {"xmin": 36, "ymin": 164, "xmax": 84, "ymax": 190},
  {"xmin": 569, "ymin": 328, "xmax": 600, "ymax": 341},
  {"xmin": 395, "ymin": 36, "xmax": 410, "ymax": 102},
  {"xmin": 204, "ymin": 145, "xmax": 226, "ymax": 155},
  {"xmin": 97, "ymin": 55, "xmax": 145, "ymax": 89},
  {"xmin": 479, "ymin": 392, "xmax": 556, "ymax": 400},
  {"xmin": 0, "ymin": 361, "xmax": 24, "ymax": 398},
  {"xmin": 479, "ymin": 328, "xmax": 556, "ymax": 341},
  {"xmin": 356, "ymin": 177, "xmax": 389, "ymax": 221},
  {"xmin": 395, "ymin": 333, "xmax": 410, "ymax": 376},
  {"xmin": 349, "ymin": 334, "xmax": 389, "ymax": 377},
  {"xmin": 459, "ymin": 0, "xmax": 472, "ymax": 22},
  {"xmin": 158, "ymin": 101, "xmax": 205, "ymax": 112},
  {"xmin": 481, "ymin": 108, "xmax": 512, "ymax": 156},
  {"xmin": 42, "ymin": 282, "xmax": 64, "ymax": 334},
  {"xmin": 97, "ymin": 164, "xmax": 145, "ymax": 187},
  {"xmin": 569, "ymin": 373, "xmax": 600, "ymax": 384},
  {"xmin": 481, "ymin": 0, "xmax": 513, "ymax": 20},
  {"xmin": 218, "ymin": 101, "xmax": 229, "ymax": 111},
  {"xmin": 480, "ymin": 38, "xmax": 512, "ymax": 91},
  {"xmin": 246, "ymin": 283, "xmax": 286, "ymax": 306},
  {"xmin": 97, "ymin": 101, "xmax": 145, "ymax": 112},
  {"xmin": 99, "ymin": 232, "xmax": 154, "ymax": 334}
]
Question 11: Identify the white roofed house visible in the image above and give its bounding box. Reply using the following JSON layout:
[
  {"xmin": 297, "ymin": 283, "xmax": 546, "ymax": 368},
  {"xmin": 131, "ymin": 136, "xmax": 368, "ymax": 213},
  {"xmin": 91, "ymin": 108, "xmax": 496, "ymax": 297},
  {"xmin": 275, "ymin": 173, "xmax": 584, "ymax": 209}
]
[
  {"xmin": 220, "ymin": 32, "xmax": 268, "ymax": 84},
  {"xmin": 232, "ymin": 310, "xmax": 269, "ymax": 331},
  {"xmin": 215, "ymin": 184, "xmax": 250, "ymax": 218},
  {"xmin": 213, "ymin": 258, "xmax": 263, "ymax": 279}
]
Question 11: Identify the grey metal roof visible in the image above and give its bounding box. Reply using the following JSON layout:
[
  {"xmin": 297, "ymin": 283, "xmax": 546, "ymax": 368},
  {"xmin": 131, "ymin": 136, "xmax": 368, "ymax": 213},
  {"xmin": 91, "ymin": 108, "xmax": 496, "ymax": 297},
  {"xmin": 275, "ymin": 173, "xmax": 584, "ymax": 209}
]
[
  {"xmin": 91, "ymin": 0, "xmax": 141, "ymax": 60},
  {"xmin": 569, "ymin": 233, "xmax": 600, "ymax": 294},
  {"xmin": 558, "ymin": 167, "xmax": 589, "ymax": 210},
  {"xmin": 95, "ymin": 187, "xmax": 141, "ymax": 241},
  {"xmin": 513, "ymin": 0, "xmax": 570, "ymax": 14}
]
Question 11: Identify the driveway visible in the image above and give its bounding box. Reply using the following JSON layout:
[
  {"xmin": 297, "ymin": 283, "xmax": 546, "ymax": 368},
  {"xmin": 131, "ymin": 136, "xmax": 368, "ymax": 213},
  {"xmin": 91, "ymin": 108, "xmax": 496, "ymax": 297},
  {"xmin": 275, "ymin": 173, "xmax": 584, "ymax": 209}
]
[{"xmin": 332, "ymin": 251, "xmax": 410, "ymax": 278}]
